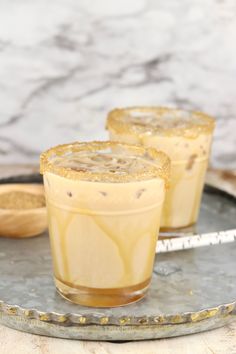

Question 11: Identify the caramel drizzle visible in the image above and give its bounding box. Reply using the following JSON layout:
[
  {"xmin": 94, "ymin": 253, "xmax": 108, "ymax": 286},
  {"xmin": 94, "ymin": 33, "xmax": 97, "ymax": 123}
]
[{"xmin": 48, "ymin": 201, "xmax": 162, "ymax": 288}]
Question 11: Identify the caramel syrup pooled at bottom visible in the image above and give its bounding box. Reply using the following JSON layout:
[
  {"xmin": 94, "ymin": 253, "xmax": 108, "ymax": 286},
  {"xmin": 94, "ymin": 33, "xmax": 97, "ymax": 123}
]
[{"xmin": 55, "ymin": 277, "xmax": 151, "ymax": 307}]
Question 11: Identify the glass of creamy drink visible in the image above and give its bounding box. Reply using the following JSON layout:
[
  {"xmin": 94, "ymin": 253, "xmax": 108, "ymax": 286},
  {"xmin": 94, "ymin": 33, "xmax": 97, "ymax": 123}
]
[
  {"xmin": 40, "ymin": 141, "xmax": 170, "ymax": 307},
  {"xmin": 106, "ymin": 107, "xmax": 215, "ymax": 231}
]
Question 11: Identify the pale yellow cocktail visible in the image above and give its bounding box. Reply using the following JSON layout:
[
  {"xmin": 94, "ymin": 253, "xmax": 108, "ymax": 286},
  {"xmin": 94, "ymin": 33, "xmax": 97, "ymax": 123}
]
[
  {"xmin": 107, "ymin": 107, "xmax": 215, "ymax": 230},
  {"xmin": 40, "ymin": 141, "xmax": 170, "ymax": 307}
]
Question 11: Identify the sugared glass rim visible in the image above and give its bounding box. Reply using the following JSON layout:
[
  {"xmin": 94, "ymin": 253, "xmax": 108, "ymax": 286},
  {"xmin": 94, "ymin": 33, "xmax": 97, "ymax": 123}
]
[
  {"xmin": 40, "ymin": 141, "xmax": 170, "ymax": 185},
  {"xmin": 106, "ymin": 107, "xmax": 215, "ymax": 138}
]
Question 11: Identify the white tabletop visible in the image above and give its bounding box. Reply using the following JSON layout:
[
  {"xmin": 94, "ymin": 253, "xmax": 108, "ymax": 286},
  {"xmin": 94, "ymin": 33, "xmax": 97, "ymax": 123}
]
[{"xmin": 0, "ymin": 323, "xmax": 236, "ymax": 354}]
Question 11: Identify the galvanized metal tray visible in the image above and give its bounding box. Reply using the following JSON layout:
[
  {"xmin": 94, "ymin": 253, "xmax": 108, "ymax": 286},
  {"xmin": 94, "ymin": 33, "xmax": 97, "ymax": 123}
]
[{"xmin": 0, "ymin": 174, "xmax": 236, "ymax": 341}]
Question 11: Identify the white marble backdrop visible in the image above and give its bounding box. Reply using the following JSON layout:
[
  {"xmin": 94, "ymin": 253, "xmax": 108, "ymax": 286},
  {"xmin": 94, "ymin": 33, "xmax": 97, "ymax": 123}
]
[{"xmin": 0, "ymin": 0, "xmax": 235, "ymax": 168}]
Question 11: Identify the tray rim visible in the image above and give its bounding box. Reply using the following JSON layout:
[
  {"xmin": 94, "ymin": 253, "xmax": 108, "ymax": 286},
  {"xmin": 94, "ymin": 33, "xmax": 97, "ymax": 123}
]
[
  {"xmin": 0, "ymin": 298, "xmax": 236, "ymax": 327},
  {"xmin": 0, "ymin": 174, "xmax": 236, "ymax": 331}
]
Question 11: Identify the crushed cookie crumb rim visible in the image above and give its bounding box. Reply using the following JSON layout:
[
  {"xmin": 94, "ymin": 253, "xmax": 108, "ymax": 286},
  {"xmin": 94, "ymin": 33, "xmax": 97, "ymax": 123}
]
[
  {"xmin": 40, "ymin": 141, "xmax": 170, "ymax": 186},
  {"xmin": 106, "ymin": 107, "xmax": 215, "ymax": 138}
]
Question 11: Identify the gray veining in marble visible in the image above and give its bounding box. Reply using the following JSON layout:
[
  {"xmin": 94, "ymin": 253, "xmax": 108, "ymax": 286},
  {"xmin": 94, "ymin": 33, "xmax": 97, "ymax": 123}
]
[{"xmin": 0, "ymin": 0, "xmax": 235, "ymax": 167}]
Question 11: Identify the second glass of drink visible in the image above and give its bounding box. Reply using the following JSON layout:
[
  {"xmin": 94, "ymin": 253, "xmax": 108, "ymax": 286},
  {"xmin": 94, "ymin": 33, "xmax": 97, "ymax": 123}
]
[{"xmin": 107, "ymin": 107, "xmax": 215, "ymax": 230}]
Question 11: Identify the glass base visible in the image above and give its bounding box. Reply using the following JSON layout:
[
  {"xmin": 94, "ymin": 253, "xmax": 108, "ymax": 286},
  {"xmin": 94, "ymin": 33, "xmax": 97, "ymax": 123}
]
[
  {"xmin": 159, "ymin": 223, "xmax": 196, "ymax": 238},
  {"xmin": 55, "ymin": 277, "xmax": 150, "ymax": 307}
]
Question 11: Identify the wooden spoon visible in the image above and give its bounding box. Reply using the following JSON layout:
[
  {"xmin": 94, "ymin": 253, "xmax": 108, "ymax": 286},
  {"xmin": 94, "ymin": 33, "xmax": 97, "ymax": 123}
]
[{"xmin": 0, "ymin": 184, "xmax": 47, "ymax": 238}]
